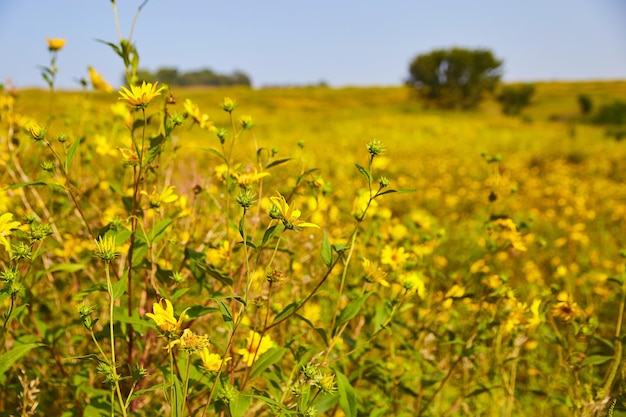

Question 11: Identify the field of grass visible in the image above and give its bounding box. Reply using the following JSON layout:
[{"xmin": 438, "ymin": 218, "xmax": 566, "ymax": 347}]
[{"xmin": 2, "ymin": 79, "xmax": 626, "ymax": 417}]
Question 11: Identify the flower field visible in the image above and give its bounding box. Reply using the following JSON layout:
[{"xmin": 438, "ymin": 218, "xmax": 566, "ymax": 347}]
[{"xmin": 3, "ymin": 30, "xmax": 626, "ymax": 417}]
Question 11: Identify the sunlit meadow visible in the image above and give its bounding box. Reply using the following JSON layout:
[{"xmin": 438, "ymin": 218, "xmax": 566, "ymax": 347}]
[{"xmin": 3, "ymin": 5, "xmax": 626, "ymax": 417}]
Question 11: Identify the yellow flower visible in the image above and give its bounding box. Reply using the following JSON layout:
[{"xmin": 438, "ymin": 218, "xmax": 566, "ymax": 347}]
[
  {"xmin": 270, "ymin": 192, "xmax": 319, "ymax": 231},
  {"xmin": 445, "ymin": 284, "xmax": 466, "ymax": 299},
  {"xmin": 237, "ymin": 331, "xmax": 276, "ymax": 367},
  {"xmin": 110, "ymin": 102, "xmax": 132, "ymax": 126},
  {"xmin": 88, "ymin": 66, "xmax": 113, "ymax": 93},
  {"xmin": 198, "ymin": 347, "xmax": 230, "ymax": 372},
  {"xmin": 362, "ymin": 258, "xmax": 389, "ymax": 287},
  {"xmin": 380, "ymin": 245, "xmax": 409, "ymax": 270},
  {"xmin": 206, "ymin": 241, "xmax": 230, "ymax": 267},
  {"xmin": 117, "ymin": 147, "xmax": 139, "ymax": 166},
  {"xmin": 26, "ymin": 121, "xmax": 45, "ymax": 141},
  {"xmin": 46, "ymin": 37, "xmax": 66, "ymax": 51},
  {"xmin": 0, "ymin": 213, "xmax": 21, "ymax": 252},
  {"xmin": 220, "ymin": 97, "xmax": 236, "ymax": 112},
  {"xmin": 94, "ymin": 134, "xmax": 117, "ymax": 157},
  {"xmin": 551, "ymin": 291, "xmax": 582, "ymax": 322},
  {"xmin": 167, "ymin": 328, "xmax": 209, "ymax": 353},
  {"xmin": 398, "ymin": 271, "xmax": 426, "ymax": 298},
  {"xmin": 118, "ymin": 81, "xmax": 165, "ymax": 108},
  {"xmin": 527, "ymin": 299, "xmax": 542, "ymax": 331},
  {"xmin": 234, "ymin": 169, "xmax": 270, "ymax": 187},
  {"xmin": 140, "ymin": 185, "xmax": 179, "ymax": 208},
  {"xmin": 183, "ymin": 99, "xmax": 215, "ymax": 131},
  {"xmin": 145, "ymin": 298, "xmax": 189, "ymax": 334}
]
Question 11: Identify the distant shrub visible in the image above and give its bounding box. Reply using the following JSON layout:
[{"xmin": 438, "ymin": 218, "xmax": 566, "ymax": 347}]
[
  {"xmin": 592, "ymin": 100, "xmax": 626, "ymax": 125},
  {"xmin": 496, "ymin": 84, "xmax": 535, "ymax": 115},
  {"xmin": 134, "ymin": 66, "xmax": 252, "ymax": 87},
  {"xmin": 577, "ymin": 94, "xmax": 593, "ymax": 115}
]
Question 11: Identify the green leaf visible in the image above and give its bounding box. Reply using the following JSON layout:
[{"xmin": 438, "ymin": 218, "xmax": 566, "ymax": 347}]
[
  {"xmin": 355, "ymin": 163, "xmax": 370, "ymax": 182},
  {"xmin": 582, "ymin": 355, "xmax": 615, "ymax": 366},
  {"xmin": 48, "ymin": 263, "xmax": 86, "ymax": 274},
  {"xmin": 377, "ymin": 188, "xmax": 416, "ymax": 197},
  {"xmin": 335, "ymin": 293, "xmax": 372, "ymax": 331},
  {"xmin": 8, "ymin": 181, "xmax": 62, "ymax": 190},
  {"xmin": 65, "ymin": 136, "xmax": 81, "ymax": 171},
  {"xmin": 199, "ymin": 147, "xmax": 228, "ymax": 163},
  {"xmin": 185, "ymin": 305, "xmax": 219, "ymax": 319},
  {"xmin": 0, "ymin": 342, "xmax": 43, "ymax": 380},
  {"xmin": 295, "ymin": 314, "xmax": 328, "ymax": 346},
  {"xmin": 261, "ymin": 225, "xmax": 279, "ymax": 246},
  {"xmin": 238, "ymin": 215, "xmax": 245, "ymax": 239},
  {"xmin": 229, "ymin": 391, "xmax": 252, "ymax": 417},
  {"xmin": 112, "ymin": 271, "xmax": 128, "ymax": 300},
  {"xmin": 273, "ymin": 302, "xmax": 298, "ymax": 323},
  {"xmin": 265, "ymin": 158, "xmax": 292, "ymax": 169},
  {"xmin": 249, "ymin": 347, "xmax": 288, "ymax": 379},
  {"xmin": 321, "ymin": 232, "xmax": 333, "ymax": 267},
  {"xmin": 335, "ymin": 370, "xmax": 357, "ymax": 417},
  {"xmin": 146, "ymin": 218, "xmax": 173, "ymax": 243},
  {"xmin": 216, "ymin": 299, "xmax": 233, "ymax": 330}
]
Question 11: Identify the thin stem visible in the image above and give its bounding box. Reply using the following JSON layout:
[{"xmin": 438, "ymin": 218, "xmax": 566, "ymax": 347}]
[{"xmin": 105, "ymin": 262, "xmax": 128, "ymax": 417}]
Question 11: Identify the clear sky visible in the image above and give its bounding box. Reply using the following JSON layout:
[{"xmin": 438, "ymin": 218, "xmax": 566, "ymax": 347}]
[{"xmin": 1, "ymin": 0, "xmax": 625, "ymax": 89}]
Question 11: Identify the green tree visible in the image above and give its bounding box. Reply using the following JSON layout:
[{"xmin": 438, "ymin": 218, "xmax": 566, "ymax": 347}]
[
  {"xmin": 496, "ymin": 83, "xmax": 535, "ymax": 115},
  {"xmin": 407, "ymin": 47, "xmax": 502, "ymax": 109}
]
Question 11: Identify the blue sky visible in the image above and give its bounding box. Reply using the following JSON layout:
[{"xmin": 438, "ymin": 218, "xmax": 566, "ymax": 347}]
[{"xmin": 1, "ymin": 0, "xmax": 625, "ymax": 89}]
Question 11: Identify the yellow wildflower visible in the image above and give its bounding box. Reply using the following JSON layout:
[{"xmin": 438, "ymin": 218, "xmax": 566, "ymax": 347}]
[
  {"xmin": 94, "ymin": 134, "xmax": 117, "ymax": 157},
  {"xmin": 198, "ymin": 347, "xmax": 230, "ymax": 372},
  {"xmin": 552, "ymin": 291, "xmax": 583, "ymax": 322},
  {"xmin": 220, "ymin": 97, "xmax": 236, "ymax": 112},
  {"xmin": 234, "ymin": 169, "xmax": 270, "ymax": 187},
  {"xmin": 270, "ymin": 192, "xmax": 319, "ymax": 231},
  {"xmin": 206, "ymin": 241, "xmax": 230, "ymax": 267},
  {"xmin": 398, "ymin": 271, "xmax": 426, "ymax": 298},
  {"xmin": 527, "ymin": 299, "xmax": 542, "ymax": 331},
  {"xmin": 117, "ymin": 147, "xmax": 139, "ymax": 165},
  {"xmin": 88, "ymin": 66, "xmax": 113, "ymax": 93},
  {"xmin": 237, "ymin": 331, "xmax": 276, "ymax": 367},
  {"xmin": 118, "ymin": 81, "xmax": 165, "ymax": 108},
  {"xmin": 110, "ymin": 102, "xmax": 132, "ymax": 126},
  {"xmin": 380, "ymin": 245, "xmax": 409, "ymax": 270},
  {"xmin": 362, "ymin": 258, "xmax": 389, "ymax": 287},
  {"xmin": 0, "ymin": 213, "xmax": 21, "ymax": 252},
  {"xmin": 145, "ymin": 298, "xmax": 189, "ymax": 334},
  {"xmin": 183, "ymin": 99, "xmax": 215, "ymax": 131},
  {"xmin": 167, "ymin": 328, "xmax": 209, "ymax": 353},
  {"xmin": 140, "ymin": 185, "xmax": 179, "ymax": 208},
  {"xmin": 46, "ymin": 37, "xmax": 66, "ymax": 51},
  {"xmin": 445, "ymin": 284, "xmax": 465, "ymax": 299}
]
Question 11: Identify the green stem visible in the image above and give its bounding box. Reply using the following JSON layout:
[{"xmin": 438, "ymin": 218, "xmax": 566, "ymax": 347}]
[{"xmin": 105, "ymin": 262, "xmax": 128, "ymax": 417}]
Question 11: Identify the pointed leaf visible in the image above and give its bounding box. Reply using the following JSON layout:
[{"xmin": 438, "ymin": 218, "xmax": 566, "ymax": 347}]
[
  {"xmin": 199, "ymin": 147, "xmax": 228, "ymax": 163},
  {"xmin": 249, "ymin": 347, "xmax": 288, "ymax": 379},
  {"xmin": 0, "ymin": 343, "xmax": 43, "ymax": 380},
  {"xmin": 261, "ymin": 225, "xmax": 278, "ymax": 246},
  {"xmin": 229, "ymin": 391, "xmax": 252, "ymax": 417},
  {"xmin": 335, "ymin": 370, "xmax": 357, "ymax": 417},
  {"xmin": 66, "ymin": 136, "xmax": 82, "ymax": 171},
  {"xmin": 112, "ymin": 271, "xmax": 128, "ymax": 300},
  {"xmin": 335, "ymin": 293, "xmax": 372, "ymax": 331},
  {"xmin": 321, "ymin": 232, "xmax": 333, "ymax": 267},
  {"xmin": 355, "ymin": 163, "xmax": 370, "ymax": 181},
  {"xmin": 216, "ymin": 299, "xmax": 233, "ymax": 330},
  {"xmin": 265, "ymin": 158, "xmax": 292, "ymax": 169}
]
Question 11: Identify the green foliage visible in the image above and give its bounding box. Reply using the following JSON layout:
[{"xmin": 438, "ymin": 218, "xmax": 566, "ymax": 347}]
[
  {"xmin": 407, "ymin": 47, "xmax": 502, "ymax": 109},
  {"xmin": 496, "ymin": 83, "xmax": 535, "ymax": 115},
  {"xmin": 578, "ymin": 93, "xmax": 593, "ymax": 115},
  {"xmin": 592, "ymin": 100, "xmax": 626, "ymax": 125},
  {"xmin": 135, "ymin": 66, "xmax": 252, "ymax": 87}
]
